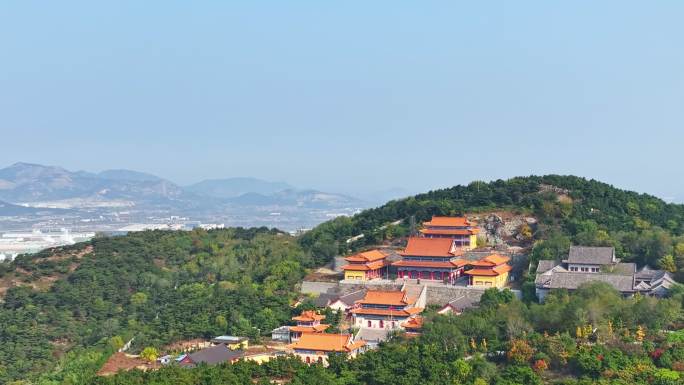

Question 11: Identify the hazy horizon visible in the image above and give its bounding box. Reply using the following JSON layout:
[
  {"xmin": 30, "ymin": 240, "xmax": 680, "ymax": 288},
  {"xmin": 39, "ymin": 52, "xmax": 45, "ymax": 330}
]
[
  {"xmin": 2, "ymin": 2, "xmax": 683, "ymax": 201},
  {"xmin": 3, "ymin": 161, "xmax": 683, "ymax": 205}
]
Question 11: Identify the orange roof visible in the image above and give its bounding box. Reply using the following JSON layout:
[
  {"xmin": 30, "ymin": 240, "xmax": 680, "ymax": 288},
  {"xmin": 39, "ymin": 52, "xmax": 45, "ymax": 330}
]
[
  {"xmin": 357, "ymin": 290, "xmax": 415, "ymax": 306},
  {"xmin": 465, "ymin": 264, "xmax": 512, "ymax": 276},
  {"xmin": 342, "ymin": 260, "xmax": 387, "ymax": 271},
  {"xmin": 392, "ymin": 259, "xmax": 467, "ymax": 269},
  {"xmin": 292, "ymin": 310, "xmax": 326, "ymax": 322},
  {"xmin": 423, "ymin": 216, "xmax": 476, "ymax": 227},
  {"xmin": 401, "ymin": 237, "xmax": 462, "ymax": 257},
  {"xmin": 469, "ymin": 254, "xmax": 510, "ymax": 267},
  {"xmin": 288, "ymin": 333, "xmax": 366, "ymax": 353},
  {"xmin": 344, "ymin": 249, "xmax": 387, "ymax": 263},
  {"xmin": 483, "ymin": 254, "xmax": 510, "ymax": 264},
  {"xmin": 352, "ymin": 307, "xmax": 423, "ymax": 317},
  {"xmin": 401, "ymin": 316, "xmax": 424, "ymax": 329},
  {"xmin": 464, "ymin": 268, "xmax": 498, "ymax": 276},
  {"xmin": 289, "ymin": 324, "xmax": 330, "ymax": 333},
  {"xmin": 420, "ymin": 228, "xmax": 480, "ymax": 236}
]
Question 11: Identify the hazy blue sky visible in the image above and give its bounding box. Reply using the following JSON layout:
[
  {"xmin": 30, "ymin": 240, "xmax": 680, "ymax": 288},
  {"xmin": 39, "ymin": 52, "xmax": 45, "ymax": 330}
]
[{"xmin": 1, "ymin": 1, "xmax": 682, "ymax": 199}]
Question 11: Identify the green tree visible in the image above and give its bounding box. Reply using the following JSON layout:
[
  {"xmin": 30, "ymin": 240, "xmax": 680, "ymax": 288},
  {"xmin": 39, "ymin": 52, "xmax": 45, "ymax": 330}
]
[
  {"xmin": 140, "ymin": 347, "xmax": 159, "ymax": 363},
  {"xmin": 659, "ymin": 254, "xmax": 677, "ymax": 273},
  {"xmin": 108, "ymin": 336, "xmax": 124, "ymax": 351}
]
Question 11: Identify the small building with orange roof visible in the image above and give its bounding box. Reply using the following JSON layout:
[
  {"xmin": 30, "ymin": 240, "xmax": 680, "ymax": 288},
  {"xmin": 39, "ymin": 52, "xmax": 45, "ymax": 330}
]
[
  {"xmin": 351, "ymin": 288, "xmax": 425, "ymax": 331},
  {"xmin": 464, "ymin": 254, "xmax": 511, "ymax": 288},
  {"xmin": 401, "ymin": 316, "xmax": 423, "ymax": 336},
  {"xmin": 341, "ymin": 249, "xmax": 389, "ymax": 281},
  {"xmin": 393, "ymin": 237, "xmax": 468, "ymax": 283},
  {"xmin": 290, "ymin": 310, "xmax": 330, "ymax": 342},
  {"xmin": 288, "ymin": 333, "xmax": 366, "ymax": 365},
  {"xmin": 420, "ymin": 216, "xmax": 480, "ymax": 249}
]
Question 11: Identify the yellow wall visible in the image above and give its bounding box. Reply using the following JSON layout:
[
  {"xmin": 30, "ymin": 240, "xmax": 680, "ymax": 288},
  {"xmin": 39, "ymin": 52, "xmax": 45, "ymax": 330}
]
[
  {"xmin": 344, "ymin": 270, "xmax": 365, "ymax": 280},
  {"xmin": 471, "ymin": 272, "xmax": 508, "ymax": 288},
  {"xmin": 295, "ymin": 350, "xmax": 359, "ymax": 366},
  {"xmin": 469, "ymin": 235, "xmax": 478, "ymax": 249},
  {"xmin": 227, "ymin": 340, "xmax": 248, "ymax": 350},
  {"xmin": 244, "ymin": 353, "xmax": 274, "ymax": 364}
]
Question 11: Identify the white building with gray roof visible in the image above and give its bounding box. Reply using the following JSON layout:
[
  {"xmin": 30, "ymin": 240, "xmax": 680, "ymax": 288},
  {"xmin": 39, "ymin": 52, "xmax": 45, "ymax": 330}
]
[{"xmin": 535, "ymin": 246, "xmax": 675, "ymax": 302}]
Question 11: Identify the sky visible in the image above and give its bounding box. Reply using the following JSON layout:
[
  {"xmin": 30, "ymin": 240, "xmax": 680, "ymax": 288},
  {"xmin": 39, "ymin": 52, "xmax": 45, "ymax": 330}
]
[{"xmin": 1, "ymin": 1, "xmax": 683, "ymax": 200}]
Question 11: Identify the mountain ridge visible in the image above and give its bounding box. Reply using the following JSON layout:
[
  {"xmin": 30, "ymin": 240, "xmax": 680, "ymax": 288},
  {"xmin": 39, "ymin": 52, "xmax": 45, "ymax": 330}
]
[
  {"xmin": 185, "ymin": 177, "xmax": 293, "ymax": 199},
  {"xmin": 0, "ymin": 163, "xmax": 364, "ymax": 215}
]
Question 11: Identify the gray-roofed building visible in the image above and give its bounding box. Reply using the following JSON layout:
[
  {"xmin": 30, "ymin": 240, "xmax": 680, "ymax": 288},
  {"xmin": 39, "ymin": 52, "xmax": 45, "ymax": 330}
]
[
  {"xmin": 535, "ymin": 246, "xmax": 673, "ymax": 302},
  {"xmin": 328, "ymin": 289, "xmax": 367, "ymax": 312},
  {"xmin": 178, "ymin": 344, "xmax": 243, "ymax": 367},
  {"xmin": 438, "ymin": 295, "xmax": 479, "ymax": 315},
  {"xmin": 313, "ymin": 292, "xmax": 336, "ymax": 308},
  {"xmin": 355, "ymin": 327, "xmax": 390, "ymax": 349},
  {"xmin": 634, "ymin": 266, "xmax": 677, "ymax": 296},
  {"xmin": 545, "ymin": 273, "xmax": 634, "ymax": 292},
  {"xmin": 536, "ymin": 260, "xmax": 560, "ymax": 274},
  {"xmin": 565, "ymin": 246, "xmax": 616, "ymax": 266}
]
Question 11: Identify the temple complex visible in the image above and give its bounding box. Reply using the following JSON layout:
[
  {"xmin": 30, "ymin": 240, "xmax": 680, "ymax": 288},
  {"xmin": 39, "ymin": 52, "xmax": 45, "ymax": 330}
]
[
  {"xmin": 341, "ymin": 249, "xmax": 389, "ymax": 281},
  {"xmin": 288, "ymin": 334, "xmax": 366, "ymax": 365},
  {"xmin": 351, "ymin": 289, "xmax": 424, "ymax": 331},
  {"xmin": 420, "ymin": 216, "xmax": 479, "ymax": 249},
  {"xmin": 392, "ymin": 237, "xmax": 468, "ymax": 283},
  {"xmin": 464, "ymin": 254, "xmax": 512, "ymax": 288},
  {"xmin": 289, "ymin": 310, "xmax": 330, "ymax": 342}
]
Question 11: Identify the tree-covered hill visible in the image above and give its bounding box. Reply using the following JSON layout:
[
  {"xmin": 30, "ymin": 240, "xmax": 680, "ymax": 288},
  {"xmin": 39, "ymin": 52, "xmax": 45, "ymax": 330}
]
[
  {"xmin": 0, "ymin": 227, "xmax": 315, "ymax": 383},
  {"xmin": 301, "ymin": 175, "xmax": 684, "ymax": 272},
  {"xmin": 94, "ymin": 283, "xmax": 684, "ymax": 385},
  {"xmin": 3, "ymin": 175, "xmax": 684, "ymax": 384}
]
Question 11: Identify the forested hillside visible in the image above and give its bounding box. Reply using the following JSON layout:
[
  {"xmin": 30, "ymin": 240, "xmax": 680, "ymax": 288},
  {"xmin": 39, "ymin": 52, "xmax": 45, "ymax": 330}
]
[
  {"xmin": 0, "ymin": 228, "xmax": 314, "ymax": 384},
  {"xmin": 94, "ymin": 283, "xmax": 684, "ymax": 385},
  {"xmin": 3, "ymin": 175, "xmax": 684, "ymax": 384},
  {"xmin": 302, "ymin": 175, "xmax": 684, "ymax": 274}
]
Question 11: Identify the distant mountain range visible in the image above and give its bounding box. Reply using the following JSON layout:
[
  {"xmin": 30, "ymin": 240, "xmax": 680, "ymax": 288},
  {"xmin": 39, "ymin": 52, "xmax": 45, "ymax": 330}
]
[
  {"xmin": 186, "ymin": 177, "xmax": 293, "ymax": 199},
  {"xmin": 227, "ymin": 189, "xmax": 363, "ymax": 209},
  {"xmin": 0, "ymin": 162, "xmax": 185, "ymax": 204},
  {"xmin": 0, "ymin": 163, "xmax": 364, "ymax": 213}
]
